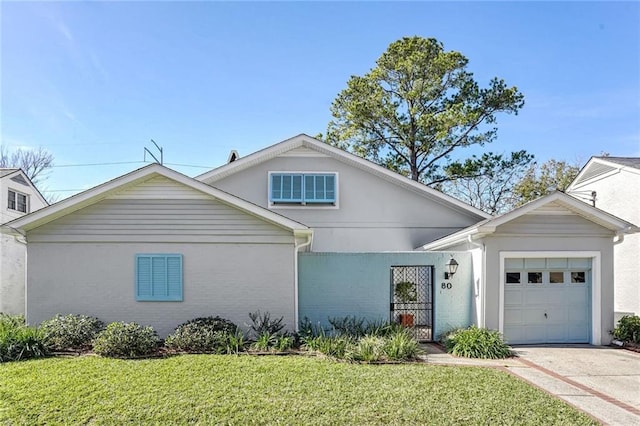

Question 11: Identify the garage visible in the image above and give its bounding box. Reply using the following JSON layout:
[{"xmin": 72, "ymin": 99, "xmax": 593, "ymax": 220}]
[{"xmin": 503, "ymin": 257, "xmax": 591, "ymax": 344}]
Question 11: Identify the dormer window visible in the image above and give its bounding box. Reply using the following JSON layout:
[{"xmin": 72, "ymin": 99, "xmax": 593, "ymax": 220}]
[
  {"xmin": 8, "ymin": 190, "xmax": 28, "ymax": 213},
  {"xmin": 270, "ymin": 173, "xmax": 336, "ymax": 205}
]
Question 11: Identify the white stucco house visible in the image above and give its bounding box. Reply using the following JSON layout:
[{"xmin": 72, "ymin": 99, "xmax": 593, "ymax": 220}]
[
  {"xmin": 0, "ymin": 169, "xmax": 48, "ymax": 314},
  {"xmin": 4, "ymin": 135, "xmax": 637, "ymax": 344},
  {"xmin": 566, "ymin": 156, "xmax": 640, "ymax": 319}
]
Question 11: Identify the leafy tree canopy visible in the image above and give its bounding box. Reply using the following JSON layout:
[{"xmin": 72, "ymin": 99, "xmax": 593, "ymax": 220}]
[
  {"xmin": 326, "ymin": 36, "xmax": 525, "ymax": 185},
  {"xmin": 513, "ymin": 159, "xmax": 580, "ymax": 205},
  {"xmin": 440, "ymin": 150, "xmax": 534, "ymax": 215}
]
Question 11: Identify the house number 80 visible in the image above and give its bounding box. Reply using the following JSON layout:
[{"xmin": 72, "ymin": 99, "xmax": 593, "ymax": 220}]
[{"xmin": 441, "ymin": 282, "xmax": 452, "ymax": 289}]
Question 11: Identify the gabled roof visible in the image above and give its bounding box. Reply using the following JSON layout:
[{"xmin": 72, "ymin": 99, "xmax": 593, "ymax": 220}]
[
  {"xmin": 568, "ymin": 156, "xmax": 640, "ymax": 190},
  {"xmin": 0, "ymin": 168, "xmax": 48, "ymax": 207},
  {"xmin": 196, "ymin": 134, "xmax": 490, "ymax": 220},
  {"xmin": 420, "ymin": 191, "xmax": 639, "ymax": 251},
  {"xmin": 5, "ymin": 164, "xmax": 311, "ymax": 235},
  {"xmin": 0, "ymin": 168, "xmax": 20, "ymax": 178}
]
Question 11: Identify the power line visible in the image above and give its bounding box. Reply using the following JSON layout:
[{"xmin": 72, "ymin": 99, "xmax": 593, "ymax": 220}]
[{"xmin": 51, "ymin": 161, "xmax": 145, "ymax": 168}]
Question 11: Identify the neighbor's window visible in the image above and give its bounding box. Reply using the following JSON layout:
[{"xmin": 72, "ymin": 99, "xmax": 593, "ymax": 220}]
[
  {"xmin": 571, "ymin": 271, "xmax": 586, "ymax": 284},
  {"xmin": 270, "ymin": 173, "xmax": 336, "ymax": 205},
  {"xmin": 8, "ymin": 190, "xmax": 28, "ymax": 213},
  {"xmin": 135, "ymin": 254, "xmax": 183, "ymax": 301},
  {"xmin": 527, "ymin": 272, "xmax": 543, "ymax": 284},
  {"xmin": 549, "ymin": 272, "xmax": 565, "ymax": 284}
]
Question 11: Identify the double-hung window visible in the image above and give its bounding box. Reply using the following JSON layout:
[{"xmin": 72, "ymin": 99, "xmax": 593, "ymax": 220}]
[
  {"xmin": 270, "ymin": 173, "xmax": 336, "ymax": 205},
  {"xmin": 8, "ymin": 190, "xmax": 28, "ymax": 213},
  {"xmin": 135, "ymin": 254, "xmax": 183, "ymax": 301}
]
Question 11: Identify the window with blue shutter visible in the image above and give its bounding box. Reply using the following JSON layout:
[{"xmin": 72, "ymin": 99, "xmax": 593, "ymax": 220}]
[
  {"xmin": 135, "ymin": 254, "xmax": 183, "ymax": 301},
  {"xmin": 270, "ymin": 173, "xmax": 336, "ymax": 204}
]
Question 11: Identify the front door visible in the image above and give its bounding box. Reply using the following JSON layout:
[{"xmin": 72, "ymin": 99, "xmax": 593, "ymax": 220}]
[{"xmin": 390, "ymin": 265, "xmax": 434, "ymax": 341}]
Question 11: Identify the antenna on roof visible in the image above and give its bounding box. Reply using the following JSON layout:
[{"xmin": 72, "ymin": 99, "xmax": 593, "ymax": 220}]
[{"xmin": 144, "ymin": 139, "xmax": 164, "ymax": 165}]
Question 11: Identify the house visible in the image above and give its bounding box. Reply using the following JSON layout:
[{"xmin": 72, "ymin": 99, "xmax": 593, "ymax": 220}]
[
  {"xmin": 566, "ymin": 156, "xmax": 640, "ymax": 319},
  {"xmin": 4, "ymin": 135, "xmax": 637, "ymax": 344},
  {"xmin": 0, "ymin": 169, "xmax": 48, "ymax": 314}
]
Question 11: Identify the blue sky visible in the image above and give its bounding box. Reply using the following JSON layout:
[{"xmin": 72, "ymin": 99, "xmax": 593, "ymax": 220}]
[{"xmin": 1, "ymin": 1, "xmax": 638, "ymax": 199}]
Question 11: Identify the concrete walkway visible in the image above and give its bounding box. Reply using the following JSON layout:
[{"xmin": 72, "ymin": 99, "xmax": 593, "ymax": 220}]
[{"xmin": 419, "ymin": 344, "xmax": 640, "ymax": 425}]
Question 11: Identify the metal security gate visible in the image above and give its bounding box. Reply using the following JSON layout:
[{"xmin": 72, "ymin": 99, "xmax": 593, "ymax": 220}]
[{"xmin": 390, "ymin": 265, "xmax": 434, "ymax": 342}]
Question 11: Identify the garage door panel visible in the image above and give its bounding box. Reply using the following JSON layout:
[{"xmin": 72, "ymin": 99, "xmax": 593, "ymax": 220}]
[
  {"xmin": 524, "ymin": 326, "xmax": 547, "ymax": 343},
  {"xmin": 504, "ymin": 289, "xmax": 523, "ymax": 305},
  {"xmin": 523, "ymin": 308, "xmax": 547, "ymax": 323},
  {"xmin": 503, "ymin": 257, "xmax": 591, "ymax": 344},
  {"xmin": 504, "ymin": 309, "xmax": 523, "ymax": 324},
  {"xmin": 568, "ymin": 325, "xmax": 589, "ymax": 342},
  {"xmin": 524, "ymin": 290, "xmax": 548, "ymax": 305},
  {"xmin": 546, "ymin": 325, "xmax": 567, "ymax": 342},
  {"xmin": 567, "ymin": 287, "xmax": 588, "ymax": 305},
  {"xmin": 568, "ymin": 307, "xmax": 589, "ymax": 322}
]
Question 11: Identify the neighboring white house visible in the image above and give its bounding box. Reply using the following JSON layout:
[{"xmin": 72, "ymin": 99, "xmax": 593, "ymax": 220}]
[
  {"xmin": 5, "ymin": 135, "xmax": 637, "ymax": 344},
  {"xmin": 0, "ymin": 169, "xmax": 48, "ymax": 314},
  {"xmin": 567, "ymin": 156, "xmax": 640, "ymax": 318}
]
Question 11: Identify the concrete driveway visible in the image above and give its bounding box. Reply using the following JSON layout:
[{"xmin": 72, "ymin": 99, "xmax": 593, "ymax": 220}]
[{"xmin": 511, "ymin": 345, "xmax": 640, "ymax": 425}]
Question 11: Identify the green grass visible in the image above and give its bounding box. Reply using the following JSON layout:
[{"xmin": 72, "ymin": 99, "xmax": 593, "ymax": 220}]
[{"xmin": 0, "ymin": 355, "xmax": 595, "ymax": 425}]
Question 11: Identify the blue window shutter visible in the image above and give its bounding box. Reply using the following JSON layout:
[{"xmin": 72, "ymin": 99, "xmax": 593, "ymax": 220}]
[
  {"xmin": 271, "ymin": 174, "xmax": 282, "ymax": 201},
  {"xmin": 166, "ymin": 256, "xmax": 183, "ymax": 299},
  {"xmin": 152, "ymin": 256, "xmax": 167, "ymax": 297},
  {"xmin": 136, "ymin": 256, "xmax": 152, "ymax": 299},
  {"xmin": 271, "ymin": 173, "xmax": 303, "ymax": 202},
  {"xmin": 325, "ymin": 175, "xmax": 335, "ymax": 201},
  {"xmin": 136, "ymin": 254, "xmax": 183, "ymax": 301}
]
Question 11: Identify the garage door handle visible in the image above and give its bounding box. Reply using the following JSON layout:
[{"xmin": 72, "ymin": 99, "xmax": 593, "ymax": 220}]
[{"xmin": 544, "ymin": 313, "xmax": 548, "ymax": 318}]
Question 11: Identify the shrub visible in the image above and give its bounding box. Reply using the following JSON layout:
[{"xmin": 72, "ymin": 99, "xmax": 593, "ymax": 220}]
[
  {"xmin": 329, "ymin": 316, "xmax": 366, "ymax": 337},
  {"xmin": 347, "ymin": 335, "xmax": 385, "ymax": 362},
  {"xmin": 248, "ymin": 311, "xmax": 285, "ymax": 338},
  {"xmin": 328, "ymin": 316, "xmax": 403, "ymax": 338},
  {"xmin": 303, "ymin": 335, "xmax": 353, "ymax": 358},
  {"xmin": 165, "ymin": 316, "xmax": 238, "ymax": 353},
  {"xmin": 93, "ymin": 322, "xmax": 159, "ymax": 358},
  {"xmin": 225, "ymin": 328, "xmax": 246, "ymax": 354},
  {"xmin": 40, "ymin": 314, "xmax": 104, "ymax": 351},
  {"xmin": 612, "ymin": 315, "xmax": 640, "ymax": 344},
  {"xmin": 443, "ymin": 326, "xmax": 512, "ymax": 359},
  {"xmin": 383, "ymin": 328, "xmax": 420, "ymax": 360},
  {"xmin": 0, "ymin": 314, "xmax": 47, "ymax": 362},
  {"xmin": 251, "ymin": 331, "xmax": 279, "ymax": 351}
]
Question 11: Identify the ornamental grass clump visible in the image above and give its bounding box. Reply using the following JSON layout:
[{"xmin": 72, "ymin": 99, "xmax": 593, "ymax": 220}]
[
  {"xmin": 443, "ymin": 326, "xmax": 512, "ymax": 359},
  {"xmin": 0, "ymin": 313, "xmax": 48, "ymax": 362},
  {"xmin": 383, "ymin": 328, "xmax": 420, "ymax": 360},
  {"xmin": 93, "ymin": 322, "xmax": 159, "ymax": 358},
  {"xmin": 165, "ymin": 316, "xmax": 239, "ymax": 354},
  {"xmin": 40, "ymin": 314, "xmax": 104, "ymax": 351}
]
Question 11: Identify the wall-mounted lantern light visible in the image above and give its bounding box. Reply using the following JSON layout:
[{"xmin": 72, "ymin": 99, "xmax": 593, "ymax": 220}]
[{"xmin": 444, "ymin": 256, "xmax": 459, "ymax": 279}]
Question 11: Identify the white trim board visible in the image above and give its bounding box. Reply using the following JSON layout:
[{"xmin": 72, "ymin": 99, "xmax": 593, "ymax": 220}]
[{"xmin": 498, "ymin": 251, "xmax": 602, "ymax": 345}]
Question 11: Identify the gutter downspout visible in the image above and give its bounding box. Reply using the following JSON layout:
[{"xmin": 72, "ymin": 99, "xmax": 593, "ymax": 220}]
[
  {"xmin": 293, "ymin": 230, "xmax": 313, "ymax": 331},
  {"xmin": 467, "ymin": 235, "xmax": 486, "ymax": 328}
]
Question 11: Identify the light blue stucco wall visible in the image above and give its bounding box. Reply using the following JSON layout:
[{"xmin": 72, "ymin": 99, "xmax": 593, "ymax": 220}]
[{"xmin": 298, "ymin": 252, "xmax": 474, "ymax": 339}]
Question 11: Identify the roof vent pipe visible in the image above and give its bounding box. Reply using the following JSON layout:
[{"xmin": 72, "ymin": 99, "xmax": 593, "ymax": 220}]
[{"xmin": 227, "ymin": 150, "xmax": 239, "ymax": 163}]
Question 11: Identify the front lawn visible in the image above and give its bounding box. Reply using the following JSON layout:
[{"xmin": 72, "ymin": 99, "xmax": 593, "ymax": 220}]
[{"xmin": 0, "ymin": 355, "xmax": 595, "ymax": 424}]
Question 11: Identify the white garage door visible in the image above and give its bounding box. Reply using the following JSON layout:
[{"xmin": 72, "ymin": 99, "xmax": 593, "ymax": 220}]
[{"xmin": 504, "ymin": 257, "xmax": 591, "ymax": 344}]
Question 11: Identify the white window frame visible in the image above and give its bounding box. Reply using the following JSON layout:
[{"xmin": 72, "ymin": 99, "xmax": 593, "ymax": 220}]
[
  {"xmin": 267, "ymin": 171, "xmax": 339, "ymax": 209},
  {"xmin": 8, "ymin": 189, "xmax": 29, "ymax": 213}
]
